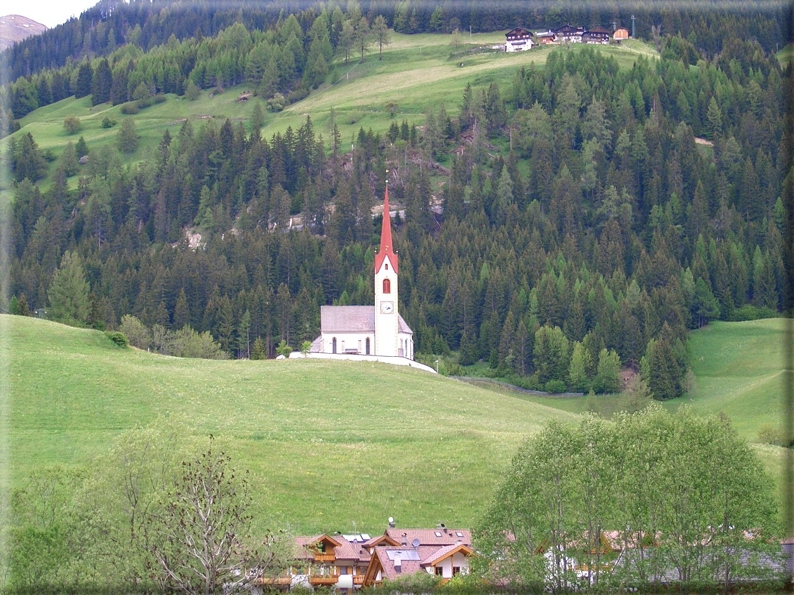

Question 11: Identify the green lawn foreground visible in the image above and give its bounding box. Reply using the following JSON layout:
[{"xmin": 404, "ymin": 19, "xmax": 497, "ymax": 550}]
[{"xmin": 3, "ymin": 314, "xmax": 577, "ymax": 534}]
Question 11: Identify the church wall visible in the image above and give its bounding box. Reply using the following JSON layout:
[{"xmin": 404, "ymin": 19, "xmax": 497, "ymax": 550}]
[{"xmin": 319, "ymin": 332, "xmax": 375, "ymax": 355}]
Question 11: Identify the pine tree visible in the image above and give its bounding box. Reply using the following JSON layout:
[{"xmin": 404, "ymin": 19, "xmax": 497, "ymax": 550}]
[
  {"xmin": 47, "ymin": 251, "xmax": 91, "ymax": 326},
  {"xmin": 74, "ymin": 61, "xmax": 93, "ymax": 98}
]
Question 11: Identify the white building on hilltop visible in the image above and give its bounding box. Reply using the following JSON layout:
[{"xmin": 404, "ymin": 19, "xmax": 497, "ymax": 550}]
[{"xmin": 311, "ymin": 186, "xmax": 414, "ymax": 360}]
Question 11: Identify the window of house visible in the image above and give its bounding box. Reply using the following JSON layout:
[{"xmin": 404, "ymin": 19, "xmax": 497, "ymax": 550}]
[
  {"xmin": 435, "ymin": 567, "xmax": 444, "ymax": 576},
  {"xmin": 453, "ymin": 567, "xmax": 461, "ymax": 576}
]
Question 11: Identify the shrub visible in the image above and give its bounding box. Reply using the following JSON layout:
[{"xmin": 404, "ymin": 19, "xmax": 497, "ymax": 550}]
[
  {"xmin": 287, "ymin": 87, "xmax": 309, "ymax": 104},
  {"xmin": 118, "ymin": 315, "xmax": 151, "ymax": 350},
  {"xmin": 101, "ymin": 116, "xmax": 117, "ymax": 128},
  {"xmin": 105, "ymin": 331, "xmax": 129, "ymax": 348},
  {"xmin": 267, "ymin": 93, "xmax": 286, "ymax": 112},
  {"xmin": 275, "ymin": 340, "xmax": 292, "ymax": 357},
  {"xmin": 63, "ymin": 115, "xmax": 82, "ymax": 134},
  {"xmin": 544, "ymin": 379, "xmax": 567, "ymax": 393},
  {"xmin": 758, "ymin": 424, "xmax": 782, "ymax": 446},
  {"xmin": 120, "ymin": 103, "xmax": 140, "ymax": 115}
]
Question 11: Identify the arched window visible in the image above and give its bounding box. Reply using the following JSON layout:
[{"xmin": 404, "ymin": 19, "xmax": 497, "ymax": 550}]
[
  {"xmin": 383, "ymin": 278, "xmax": 391, "ymax": 294},
  {"xmin": 332, "ymin": 337, "xmax": 337, "ymax": 354},
  {"xmin": 365, "ymin": 337, "xmax": 370, "ymax": 355}
]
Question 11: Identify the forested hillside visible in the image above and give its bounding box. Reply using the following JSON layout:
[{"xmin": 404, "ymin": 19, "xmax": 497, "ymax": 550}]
[{"xmin": 3, "ymin": 0, "xmax": 791, "ymax": 400}]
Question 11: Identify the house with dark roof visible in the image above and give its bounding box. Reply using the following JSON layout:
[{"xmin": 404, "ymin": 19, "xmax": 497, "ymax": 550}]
[
  {"xmin": 554, "ymin": 24, "xmax": 585, "ymax": 43},
  {"xmin": 583, "ymin": 26, "xmax": 611, "ymax": 44},
  {"xmin": 504, "ymin": 27, "xmax": 534, "ymax": 52}
]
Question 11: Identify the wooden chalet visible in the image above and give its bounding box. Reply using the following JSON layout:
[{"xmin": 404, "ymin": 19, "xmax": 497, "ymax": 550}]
[
  {"xmin": 260, "ymin": 526, "xmax": 474, "ymax": 591},
  {"xmin": 504, "ymin": 27, "xmax": 534, "ymax": 52},
  {"xmin": 554, "ymin": 24, "xmax": 584, "ymax": 43},
  {"xmin": 583, "ymin": 26, "xmax": 610, "ymax": 44},
  {"xmin": 361, "ymin": 528, "xmax": 473, "ymax": 587}
]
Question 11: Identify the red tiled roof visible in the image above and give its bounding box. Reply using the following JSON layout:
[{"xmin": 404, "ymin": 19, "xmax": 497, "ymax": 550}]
[
  {"xmin": 374, "ymin": 185, "xmax": 398, "ymax": 275},
  {"xmin": 421, "ymin": 543, "xmax": 473, "ymax": 565},
  {"xmin": 385, "ymin": 528, "xmax": 472, "ymax": 547}
]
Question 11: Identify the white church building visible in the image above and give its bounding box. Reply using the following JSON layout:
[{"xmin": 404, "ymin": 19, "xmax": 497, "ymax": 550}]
[{"xmin": 310, "ymin": 186, "xmax": 415, "ymax": 360}]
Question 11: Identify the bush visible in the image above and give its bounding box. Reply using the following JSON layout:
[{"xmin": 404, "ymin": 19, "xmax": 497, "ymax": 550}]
[
  {"xmin": 120, "ymin": 103, "xmax": 140, "ymax": 115},
  {"xmin": 287, "ymin": 87, "xmax": 310, "ymax": 104},
  {"xmin": 267, "ymin": 93, "xmax": 286, "ymax": 112},
  {"xmin": 63, "ymin": 115, "xmax": 82, "ymax": 134},
  {"xmin": 105, "ymin": 331, "xmax": 129, "ymax": 348},
  {"xmin": 101, "ymin": 116, "xmax": 117, "ymax": 128},
  {"xmin": 758, "ymin": 424, "xmax": 782, "ymax": 446},
  {"xmin": 544, "ymin": 379, "xmax": 567, "ymax": 393}
]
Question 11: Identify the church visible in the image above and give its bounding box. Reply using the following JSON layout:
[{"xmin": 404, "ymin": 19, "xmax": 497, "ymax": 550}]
[{"xmin": 310, "ymin": 186, "xmax": 414, "ymax": 360}]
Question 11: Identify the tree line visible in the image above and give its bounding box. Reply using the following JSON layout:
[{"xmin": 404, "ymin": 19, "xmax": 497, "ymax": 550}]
[{"xmin": 4, "ymin": 12, "xmax": 790, "ymax": 400}]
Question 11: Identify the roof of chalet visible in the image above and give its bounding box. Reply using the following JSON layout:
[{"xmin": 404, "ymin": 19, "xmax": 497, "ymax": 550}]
[
  {"xmin": 384, "ymin": 527, "xmax": 472, "ymax": 547},
  {"xmin": 555, "ymin": 23, "xmax": 584, "ymax": 35},
  {"xmin": 421, "ymin": 543, "xmax": 474, "ymax": 566},
  {"xmin": 293, "ymin": 533, "xmax": 373, "ymax": 563},
  {"xmin": 320, "ymin": 305, "xmax": 413, "ymax": 335},
  {"xmin": 585, "ymin": 26, "xmax": 611, "ymax": 34},
  {"xmin": 369, "ymin": 544, "xmax": 472, "ymax": 581},
  {"xmin": 506, "ymin": 27, "xmax": 533, "ymax": 38}
]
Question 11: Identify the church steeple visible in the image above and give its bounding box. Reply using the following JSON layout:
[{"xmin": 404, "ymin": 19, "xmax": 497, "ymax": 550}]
[
  {"xmin": 374, "ymin": 183, "xmax": 398, "ymax": 274},
  {"xmin": 374, "ymin": 180, "xmax": 400, "ymax": 357}
]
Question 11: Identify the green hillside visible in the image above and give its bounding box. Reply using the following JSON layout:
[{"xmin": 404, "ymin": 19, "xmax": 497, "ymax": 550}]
[
  {"xmin": 4, "ymin": 315, "xmax": 787, "ymax": 533},
  {"xmin": 463, "ymin": 318, "xmax": 789, "ymax": 504},
  {"xmin": 3, "ymin": 314, "xmax": 578, "ymax": 534},
  {"xmin": 0, "ymin": 33, "xmax": 658, "ymax": 192}
]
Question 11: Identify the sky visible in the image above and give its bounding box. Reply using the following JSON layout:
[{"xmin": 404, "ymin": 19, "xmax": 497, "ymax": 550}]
[{"xmin": 0, "ymin": 0, "xmax": 99, "ymax": 29}]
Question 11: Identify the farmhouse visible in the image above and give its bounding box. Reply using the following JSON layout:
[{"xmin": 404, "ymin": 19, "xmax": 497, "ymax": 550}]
[
  {"xmin": 554, "ymin": 24, "xmax": 585, "ymax": 43},
  {"xmin": 261, "ymin": 526, "xmax": 474, "ymax": 591},
  {"xmin": 310, "ymin": 186, "xmax": 414, "ymax": 360},
  {"xmin": 504, "ymin": 27, "xmax": 534, "ymax": 52},
  {"xmin": 583, "ymin": 26, "xmax": 611, "ymax": 44}
]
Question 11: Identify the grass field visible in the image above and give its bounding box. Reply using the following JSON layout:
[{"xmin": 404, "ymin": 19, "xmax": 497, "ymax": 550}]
[
  {"xmin": 3, "ymin": 315, "xmax": 788, "ymax": 533},
  {"xmin": 461, "ymin": 318, "xmax": 789, "ymax": 507},
  {"xmin": 3, "ymin": 314, "xmax": 578, "ymax": 534},
  {"xmin": 0, "ymin": 33, "xmax": 658, "ymax": 194}
]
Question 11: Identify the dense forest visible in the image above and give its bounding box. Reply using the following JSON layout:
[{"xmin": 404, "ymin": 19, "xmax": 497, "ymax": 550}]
[{"xmin": 3, "ymin": 0, "xmax": 792, "ymax": 400}]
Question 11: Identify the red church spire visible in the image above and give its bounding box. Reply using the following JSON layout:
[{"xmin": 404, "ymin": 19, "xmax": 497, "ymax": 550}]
[{"xmin": 374, "ymin": 182, "xmax": 398, "ymax": 274}]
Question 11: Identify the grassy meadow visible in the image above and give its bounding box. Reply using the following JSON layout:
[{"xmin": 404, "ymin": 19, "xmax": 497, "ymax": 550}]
[
  {"xmin": 3, "ymin": 315, "xmax": 789, "ymax": 533},
  {"xmin": 3, "ymin": 314, "xmax": 578, "ymax": 534},
  {"xmin": 1, "ymin": 33, "xmax": 658, "ymax": 193},
  {"xmin": 461, "ymin": 318, "xmax": 789, "ymax": 507}
]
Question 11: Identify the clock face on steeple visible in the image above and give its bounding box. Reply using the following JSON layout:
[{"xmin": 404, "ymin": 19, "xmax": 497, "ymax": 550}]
[{"xmin": 380, "ymin": 301, "xmax": 394, "ymax": 314}]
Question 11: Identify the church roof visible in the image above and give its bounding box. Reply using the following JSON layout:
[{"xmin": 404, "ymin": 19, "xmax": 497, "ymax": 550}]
[
  {"xmin": 374, "ymin": 185, "xmax": 398, "ymax": 275},
  {"xmin": 320, "ymin": 306, "xmax": 413, "ymax": 334}
]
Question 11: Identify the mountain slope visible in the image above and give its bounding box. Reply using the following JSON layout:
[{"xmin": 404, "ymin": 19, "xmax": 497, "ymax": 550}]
[
  {"xmin": 0, "ymin": 15, "xmax": 46, "ymax": 51},
  {"xmin": 4, "ymin": 314, "xmax": 579, "ymax": 533}
]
